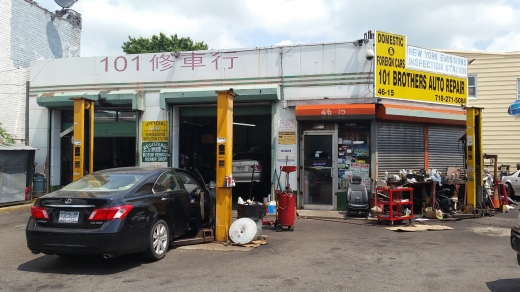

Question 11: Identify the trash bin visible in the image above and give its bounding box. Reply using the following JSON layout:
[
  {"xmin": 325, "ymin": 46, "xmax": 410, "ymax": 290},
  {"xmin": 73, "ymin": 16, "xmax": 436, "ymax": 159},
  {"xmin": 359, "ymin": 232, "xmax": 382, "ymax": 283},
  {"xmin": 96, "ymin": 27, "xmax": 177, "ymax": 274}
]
[
  {"xmin": 237, "ymin": 203, "xmax": 266, "ymax": 220},
  {"xmin": 33, "ymin": 174, "xmax": 46, "ymax": 195}
]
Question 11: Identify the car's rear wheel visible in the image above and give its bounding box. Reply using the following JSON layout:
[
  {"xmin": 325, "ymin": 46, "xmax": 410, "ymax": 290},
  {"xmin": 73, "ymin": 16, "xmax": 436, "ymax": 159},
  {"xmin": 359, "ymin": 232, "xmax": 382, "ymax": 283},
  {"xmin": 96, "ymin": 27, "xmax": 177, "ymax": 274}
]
[
  {"xmin": 507, "ymin": 183, "xmax": 515, "ymax": 199},
  {"xmin": 141, "ymin": 219, "xmax": 169, "ymax": 261}
]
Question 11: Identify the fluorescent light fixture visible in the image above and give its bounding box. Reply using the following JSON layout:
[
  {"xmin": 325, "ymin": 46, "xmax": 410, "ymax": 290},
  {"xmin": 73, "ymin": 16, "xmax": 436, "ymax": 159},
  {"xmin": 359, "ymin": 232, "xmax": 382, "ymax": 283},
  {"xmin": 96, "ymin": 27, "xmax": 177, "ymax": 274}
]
[{"xmin": 233, "ymin": 122, "xmax": 256, "ymax": 127}]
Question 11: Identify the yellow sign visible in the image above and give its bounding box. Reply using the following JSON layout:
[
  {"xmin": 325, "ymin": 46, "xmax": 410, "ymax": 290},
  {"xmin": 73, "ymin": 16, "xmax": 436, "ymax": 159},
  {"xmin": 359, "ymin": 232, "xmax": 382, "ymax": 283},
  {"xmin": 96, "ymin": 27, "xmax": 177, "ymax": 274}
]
[
  {"xmin": 375, "ymin": 31, "xmax": 407, "ymax": 69},
  {"xmin": 278, "ymin": 131, "xmax": 296, "ymax": 145},
  {"xmin": 375, "ymin": 31, "xmax": 467, "ymax": 106},
  {"xmin": 142, "ymin": 121, "xmax": 168, "ymax": 142}
]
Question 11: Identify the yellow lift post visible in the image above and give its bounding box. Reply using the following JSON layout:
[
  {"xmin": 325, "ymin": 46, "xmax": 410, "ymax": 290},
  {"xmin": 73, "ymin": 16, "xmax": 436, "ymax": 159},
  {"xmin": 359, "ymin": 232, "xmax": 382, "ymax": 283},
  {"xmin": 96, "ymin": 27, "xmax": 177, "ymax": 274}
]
[
  {"xmin": 72, "ymin": 98, "xmax": 95, "ymax": 181},
  {"xmin": 463, "ymin": 107, "xmax": 484, "ymax": 213},
  {"xmin": 215, "ymin": 89, "xmax": 236, "ymax": 242}
]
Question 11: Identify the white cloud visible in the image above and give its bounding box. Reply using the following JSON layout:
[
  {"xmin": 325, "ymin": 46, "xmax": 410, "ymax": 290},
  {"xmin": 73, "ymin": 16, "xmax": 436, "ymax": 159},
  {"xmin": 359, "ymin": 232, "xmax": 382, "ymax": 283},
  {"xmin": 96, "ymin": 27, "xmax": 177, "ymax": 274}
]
[
  {"xmin": 34, "ymin": 0, "xmax": 520, "ymax": 56},
  {"xmin": 486, "ymin": 32, "xmax": 520, "ymax": 52},
  {"xmin": 275, "ymin": 40, "xmax": 293, "ymax": 46}
]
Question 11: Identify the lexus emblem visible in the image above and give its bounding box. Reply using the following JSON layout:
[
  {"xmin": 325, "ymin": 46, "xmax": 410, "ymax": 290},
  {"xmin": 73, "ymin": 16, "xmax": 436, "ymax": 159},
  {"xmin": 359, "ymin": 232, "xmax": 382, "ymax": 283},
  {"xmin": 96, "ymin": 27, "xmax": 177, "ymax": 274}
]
[{"xmin": 65, "ymin": 198, "xmax": 73, "ymax": 204}]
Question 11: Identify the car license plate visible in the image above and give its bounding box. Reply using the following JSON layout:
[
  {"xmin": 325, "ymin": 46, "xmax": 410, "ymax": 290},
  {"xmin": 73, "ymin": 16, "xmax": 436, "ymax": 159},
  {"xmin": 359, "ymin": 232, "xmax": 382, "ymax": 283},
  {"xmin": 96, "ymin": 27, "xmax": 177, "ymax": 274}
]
[
  {"xmin": 235, "ymin": 166, "xmax": 245, "ymax": 171},
  {"xmin": 58, "ymin": 211, "xmax": 79, "ymax": 223}
]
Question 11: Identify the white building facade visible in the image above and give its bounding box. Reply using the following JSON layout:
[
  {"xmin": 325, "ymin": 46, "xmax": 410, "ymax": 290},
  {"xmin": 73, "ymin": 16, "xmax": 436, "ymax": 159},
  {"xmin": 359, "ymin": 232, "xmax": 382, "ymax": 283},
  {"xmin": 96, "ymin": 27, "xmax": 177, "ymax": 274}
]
[{"xmin": 29, "ymin": 33, "xmax": 467, "ymax": 211}]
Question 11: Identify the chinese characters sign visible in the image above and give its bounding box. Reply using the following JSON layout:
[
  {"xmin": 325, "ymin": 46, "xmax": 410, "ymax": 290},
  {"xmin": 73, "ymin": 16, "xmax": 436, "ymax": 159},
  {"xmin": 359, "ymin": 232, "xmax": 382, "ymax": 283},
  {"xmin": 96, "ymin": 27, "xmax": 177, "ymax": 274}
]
[
  {"xmin": 142, "ymin": 121, "xmax": 168, "ymax": 163},
  {"xmin": 98, "ymin": 51, "xmax": 240, "ymax": 73}
]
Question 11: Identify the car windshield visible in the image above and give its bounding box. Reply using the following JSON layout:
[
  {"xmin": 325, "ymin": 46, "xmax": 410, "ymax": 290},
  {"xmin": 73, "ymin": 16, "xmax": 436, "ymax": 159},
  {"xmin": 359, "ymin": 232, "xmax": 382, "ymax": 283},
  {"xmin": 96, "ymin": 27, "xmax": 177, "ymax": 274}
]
[
  {"xmin": 61, "ymin": 173, "xmax": 145, "ymax": 192},
  {"xmin": 233, "ymin": 152, "xmax": 263, "ymax": 160}
]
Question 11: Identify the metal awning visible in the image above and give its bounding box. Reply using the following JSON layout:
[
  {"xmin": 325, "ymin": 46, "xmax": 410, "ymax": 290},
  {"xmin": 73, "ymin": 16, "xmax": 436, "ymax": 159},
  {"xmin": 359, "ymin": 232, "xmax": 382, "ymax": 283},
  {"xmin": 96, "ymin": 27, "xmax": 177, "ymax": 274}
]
[
  {"xmin": 159, "ymin": 85, "xmax": 279, "ymax": 110},
  {"xmin": 376, "ymin": 103, "xmax": 466, "ymax": 125},
  {"xmin": 36, "ymin": 90, "xmax": 145, "ymax": 111},
  {"xmin": 295, "ymin": 104, "xmax": 376, "ymax": 120}
]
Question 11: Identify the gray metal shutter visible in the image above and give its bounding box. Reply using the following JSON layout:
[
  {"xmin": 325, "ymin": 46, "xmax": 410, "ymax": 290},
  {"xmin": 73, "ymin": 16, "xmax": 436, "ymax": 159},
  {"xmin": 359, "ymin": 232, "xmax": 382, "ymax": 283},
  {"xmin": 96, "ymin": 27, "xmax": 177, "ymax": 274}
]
[
  {"xmin": 377, "ymin": 122, "xmax": 424, "ymax": 177},
  {"xmin": 427, "ymin": 125, "xmax": 465, "ymax": 174}
]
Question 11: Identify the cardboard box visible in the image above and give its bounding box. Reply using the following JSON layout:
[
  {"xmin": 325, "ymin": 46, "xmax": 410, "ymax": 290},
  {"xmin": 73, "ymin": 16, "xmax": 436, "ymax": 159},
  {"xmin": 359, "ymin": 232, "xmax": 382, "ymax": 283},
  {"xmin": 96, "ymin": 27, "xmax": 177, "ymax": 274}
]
[{"xmin": 424, "ymin": 207, "xmax": 442, "ymax": 219}]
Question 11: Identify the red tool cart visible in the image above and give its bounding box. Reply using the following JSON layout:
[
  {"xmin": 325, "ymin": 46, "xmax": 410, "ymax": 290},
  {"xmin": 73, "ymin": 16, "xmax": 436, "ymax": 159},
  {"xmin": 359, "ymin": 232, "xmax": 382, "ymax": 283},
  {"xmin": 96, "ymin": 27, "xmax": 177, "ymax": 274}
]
[{"xmin": 375, "ymin": 187, "xmax": 414, "ymax": 225}]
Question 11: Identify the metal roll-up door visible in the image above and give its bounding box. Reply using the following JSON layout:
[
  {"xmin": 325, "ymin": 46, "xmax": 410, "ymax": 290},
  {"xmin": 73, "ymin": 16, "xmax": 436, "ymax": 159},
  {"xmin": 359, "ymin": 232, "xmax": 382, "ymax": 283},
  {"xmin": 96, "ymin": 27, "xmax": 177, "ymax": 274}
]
[
  {"xmin": 427, "ymin": 125, "xmax": 465, "ymax": 174},
  {"xmin": 377, "ymin": 122, "xmax": 424, "ymax": 177}
]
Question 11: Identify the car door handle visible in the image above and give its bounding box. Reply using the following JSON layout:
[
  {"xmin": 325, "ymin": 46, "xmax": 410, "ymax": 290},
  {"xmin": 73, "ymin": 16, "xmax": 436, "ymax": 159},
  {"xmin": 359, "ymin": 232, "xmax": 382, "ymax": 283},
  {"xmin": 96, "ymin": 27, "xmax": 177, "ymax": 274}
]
[{"xmin": 161, "ymin": 197, "xmax": 170, "ymax": 201}]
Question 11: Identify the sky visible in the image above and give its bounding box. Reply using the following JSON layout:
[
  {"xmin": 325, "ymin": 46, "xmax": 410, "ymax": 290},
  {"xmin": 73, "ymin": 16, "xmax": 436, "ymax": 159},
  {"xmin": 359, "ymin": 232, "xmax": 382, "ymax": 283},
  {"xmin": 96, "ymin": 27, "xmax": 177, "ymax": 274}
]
[{"xmin": 34, "ymin": 0, "xmax": 520, "ymax": 57}]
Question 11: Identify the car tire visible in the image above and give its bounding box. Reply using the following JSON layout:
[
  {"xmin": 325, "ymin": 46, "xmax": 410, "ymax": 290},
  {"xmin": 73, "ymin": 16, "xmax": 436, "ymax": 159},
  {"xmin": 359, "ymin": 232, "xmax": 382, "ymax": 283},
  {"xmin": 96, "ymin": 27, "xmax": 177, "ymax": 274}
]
[
  {"xmin": 141, "ymin": 219, "xmax": 169, "ymax": 261},
  {"xmin": 507, "ymin": 183, "xmax": 515, "ymax": 198}
]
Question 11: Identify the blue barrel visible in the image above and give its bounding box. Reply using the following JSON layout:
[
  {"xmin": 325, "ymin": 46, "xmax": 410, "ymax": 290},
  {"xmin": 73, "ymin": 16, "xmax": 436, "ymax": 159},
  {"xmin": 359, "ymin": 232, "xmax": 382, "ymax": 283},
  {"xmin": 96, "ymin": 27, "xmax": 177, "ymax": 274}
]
[{"xmin": 33, "ymin": 174, "xmax": 46, "ymax": 193}]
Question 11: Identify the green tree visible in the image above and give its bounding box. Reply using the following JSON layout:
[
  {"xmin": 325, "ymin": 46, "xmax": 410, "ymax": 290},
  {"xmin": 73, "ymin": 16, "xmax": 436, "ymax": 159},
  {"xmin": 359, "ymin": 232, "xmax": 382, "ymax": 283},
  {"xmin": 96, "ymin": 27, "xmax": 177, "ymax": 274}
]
[
  {"xmin": 0, "ymin": 122, "xmax": 15, "ymax": 146},
  {"xmin": 122, "ymin": 33, "xmax": 208, "ymax": 54}
]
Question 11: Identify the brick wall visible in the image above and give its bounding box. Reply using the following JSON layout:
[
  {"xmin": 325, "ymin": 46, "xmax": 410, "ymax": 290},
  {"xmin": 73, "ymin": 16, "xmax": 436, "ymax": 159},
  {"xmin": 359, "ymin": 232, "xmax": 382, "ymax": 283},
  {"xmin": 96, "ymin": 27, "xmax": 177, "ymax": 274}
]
[{"xmin": 0, "ymin": 0, "xmax": 80, "ymax": 142}]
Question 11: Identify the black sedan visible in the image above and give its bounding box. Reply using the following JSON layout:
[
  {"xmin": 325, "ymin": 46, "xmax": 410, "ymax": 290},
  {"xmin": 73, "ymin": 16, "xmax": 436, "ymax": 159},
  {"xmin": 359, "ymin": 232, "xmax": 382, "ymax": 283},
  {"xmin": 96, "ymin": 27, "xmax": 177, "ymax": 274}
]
[{"xmin": 26, "ymin": 167, "xmax": 213, "ymax": 261}]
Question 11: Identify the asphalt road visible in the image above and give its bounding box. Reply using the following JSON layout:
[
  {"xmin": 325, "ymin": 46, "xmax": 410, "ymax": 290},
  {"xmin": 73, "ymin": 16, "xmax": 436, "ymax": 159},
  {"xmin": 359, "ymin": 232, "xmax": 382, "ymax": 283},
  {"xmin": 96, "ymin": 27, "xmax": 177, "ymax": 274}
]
[{"xmin": 1, "ymin": 207, "xmax": 519, "ymax": 292}]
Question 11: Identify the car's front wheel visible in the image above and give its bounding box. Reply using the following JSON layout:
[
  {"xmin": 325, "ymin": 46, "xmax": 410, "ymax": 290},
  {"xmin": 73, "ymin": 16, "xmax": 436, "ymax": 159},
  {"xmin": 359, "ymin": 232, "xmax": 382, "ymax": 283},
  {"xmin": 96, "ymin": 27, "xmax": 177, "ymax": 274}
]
[{"xmin": 141, "ymin": 219, "xmax": 169, "ymax": 261}]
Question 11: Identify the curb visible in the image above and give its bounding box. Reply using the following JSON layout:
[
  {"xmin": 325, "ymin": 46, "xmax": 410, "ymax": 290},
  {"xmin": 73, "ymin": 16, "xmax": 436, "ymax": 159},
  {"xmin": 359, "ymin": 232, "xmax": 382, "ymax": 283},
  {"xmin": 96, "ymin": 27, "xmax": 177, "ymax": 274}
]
[
  {"xmin": 0, "ymin": 199, "xmax": 35, "ymax": 214},
  {"xmin": 301, "ymin": 215, "xmax": 378, "ymax": 221}
]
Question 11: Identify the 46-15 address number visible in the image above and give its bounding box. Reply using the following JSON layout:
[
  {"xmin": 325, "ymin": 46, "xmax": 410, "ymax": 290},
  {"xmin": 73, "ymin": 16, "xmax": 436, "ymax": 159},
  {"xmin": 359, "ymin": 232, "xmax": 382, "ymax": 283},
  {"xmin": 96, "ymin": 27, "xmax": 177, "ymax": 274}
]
[
  {"xmin": 377, "ymin": 88, "xmax": 394, "ymax": 96},
  {"xmin": 320, "ymin": 109, "xmax": 348, "ymax": 115}
]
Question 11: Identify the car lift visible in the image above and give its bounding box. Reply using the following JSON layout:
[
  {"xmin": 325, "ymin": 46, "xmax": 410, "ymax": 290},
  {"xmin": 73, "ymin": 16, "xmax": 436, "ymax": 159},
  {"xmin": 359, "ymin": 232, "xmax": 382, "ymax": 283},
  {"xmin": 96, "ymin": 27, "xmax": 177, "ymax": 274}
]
[
  {"xmin": 170, "ymin": 228, "xmax": 215, "ymax": 247},
  {"xmin": 70, "ymin": 91, "xmax": 235, "ymax": 243},
  {"xmin": 71, "ymin": 97, "xmax": 95, "ymax": 181},
  {"xmin": 462, "ymin": 107, "xmax": 494, "ymax": 217},
  {"xmin": 214, "ymin": 89, "xmax": 236, "ymax": 242},
  {"xmin": 173, "ymin": 89, "xmax": 235, "ymax": 244}
]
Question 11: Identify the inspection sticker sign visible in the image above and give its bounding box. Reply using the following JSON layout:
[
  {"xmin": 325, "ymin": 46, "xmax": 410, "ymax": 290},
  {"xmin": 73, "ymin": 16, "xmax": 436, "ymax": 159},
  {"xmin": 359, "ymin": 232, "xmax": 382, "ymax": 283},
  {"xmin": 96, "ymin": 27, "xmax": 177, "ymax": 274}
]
[
  {"xmin": 142, "ymin": 121, "xmax": 168, "ymax": 142},
  {"xmin": 141, "ymin": 121, "xmax": 168, "ymax": 163},
  {"xmin": 142, "ymin": 142, "xmax": 169, "ymax": 162},
  {"xmin": 374, "ymin": 31, "xmax": 467, "ymax": 106}
]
